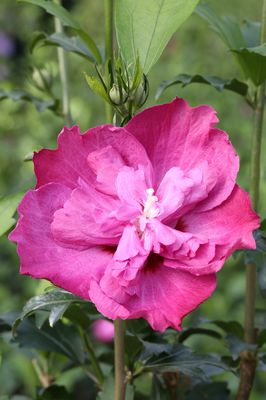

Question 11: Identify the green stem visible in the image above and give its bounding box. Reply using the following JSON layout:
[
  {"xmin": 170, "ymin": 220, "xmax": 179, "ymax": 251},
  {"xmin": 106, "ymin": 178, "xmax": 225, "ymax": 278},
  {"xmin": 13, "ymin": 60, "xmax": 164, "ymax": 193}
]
[
  {"xmin": 80, "ymin": 328, "xmax": 104, "ymax": 388},
  {"xmin": 104, "ymin": 0, "xmax": 114, "ymax": 123},
  {"xmin": 54, "ymin": 0, "xmax": 72, "ymax": 126},
  {"xmin": 237, "ymin": 2, "xmax": 266, "ymax": 399},
  {"xmin": 114, "ymin": 319, "xmax": 126, "ymax": 400},
  {"xmin": 244, "ymin": 0, "xmax": 266, "ymax": 346}
]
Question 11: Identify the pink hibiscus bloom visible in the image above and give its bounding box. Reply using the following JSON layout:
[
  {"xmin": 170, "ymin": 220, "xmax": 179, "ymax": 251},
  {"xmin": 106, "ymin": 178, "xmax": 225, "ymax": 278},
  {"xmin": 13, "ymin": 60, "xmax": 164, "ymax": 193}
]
[{"xmin": 9, "ymin": 98, "xmax": 259, "ymax": 332}]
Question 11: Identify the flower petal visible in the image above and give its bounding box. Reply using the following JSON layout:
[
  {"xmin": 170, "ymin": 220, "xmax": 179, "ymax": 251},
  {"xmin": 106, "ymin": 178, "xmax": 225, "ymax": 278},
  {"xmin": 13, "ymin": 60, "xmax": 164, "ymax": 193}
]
[
  {"xmin": 9, "ymin": 183, "xmax": 113, "ymax": 299},
  {"xmin": 125, "ymin": 98, "xmax": 239, "ymax": 209},
  {"xmin": 181, "ymin": 185, "xmax": 259, "ymax": 271},
  {"xmin": 34, "ymin": 125, "xmax": 152, "ymax": 189},
  {"xmin": 89, "ymin": 256, "xmax": 216, "ymax": 331}
]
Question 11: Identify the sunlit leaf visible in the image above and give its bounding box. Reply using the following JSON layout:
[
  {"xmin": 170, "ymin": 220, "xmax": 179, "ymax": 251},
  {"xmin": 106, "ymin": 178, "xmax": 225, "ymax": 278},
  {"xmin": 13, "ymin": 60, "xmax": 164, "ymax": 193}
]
[
  {"xmin": 115, "ymin": 0, "xmax": 199, "ymax": 73},
  {"xmin": 0, "ymin": 193, "xmax": 23, "ymax": 237},
  {"xmin": 18, "ymin": 0, "xmax": 101, "ymax": 63},
  {"xmin": 156, "ymin": 74, "xmax": 248, "ymax": 99},
  {"xmin": 85, "ymin": 74, "xmax": 111, "ymax": 104}
]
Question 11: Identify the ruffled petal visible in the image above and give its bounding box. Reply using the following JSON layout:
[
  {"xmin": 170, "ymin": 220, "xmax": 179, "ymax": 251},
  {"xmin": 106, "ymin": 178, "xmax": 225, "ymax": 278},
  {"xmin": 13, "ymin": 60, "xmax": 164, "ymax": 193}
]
[
  {"xmin": 34, "ymin": 125, "xmax": 153, "ymax": 189},
  {"xmin": 125, "ymin": 98, "xmax": 239, "ymax": 209},
  {"xmin": 179, "ymin": 185, "xmax": 260, "ymax": 273},
  {"xmin": 51, "ymin": 179, "xmax": 124, "ymax": 248},
  {"xmin": 89, "ymin": 255, "xmax": 216, "ymax": 331},
  {"xmin": 9, "ymin": 183, "xmax": 113, "ymax": 299}
]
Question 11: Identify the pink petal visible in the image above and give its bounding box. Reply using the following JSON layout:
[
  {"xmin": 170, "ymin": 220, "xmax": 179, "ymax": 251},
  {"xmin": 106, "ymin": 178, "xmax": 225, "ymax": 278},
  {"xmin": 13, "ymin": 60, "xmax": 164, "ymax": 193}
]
[
  {"xmin": 9, "ymin": 183, "xmax": 113, "ymax": 299},
  {"xmin": 51, "ymin": 179, "xmax": 124, "ymax": 248},
  {"xmin": 125, "ymin": 98, "xmax": 239, "ymax": 209},
  {"xmin": 34, "ymin": 125, "xmax": 152, "ymax": 189},
  {"xmin": 89, "ymin": 255, "xmax": 216, "ymax": 331},
  {"xmin": 180, "ymin": 185, "xmax": 260, "ymax": 271}
]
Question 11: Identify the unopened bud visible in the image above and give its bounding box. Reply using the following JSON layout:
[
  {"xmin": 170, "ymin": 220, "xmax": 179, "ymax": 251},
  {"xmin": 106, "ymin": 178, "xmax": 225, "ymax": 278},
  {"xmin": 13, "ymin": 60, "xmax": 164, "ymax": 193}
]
[
  {"xmin": 133, "ymin": 79, "xmax": 148, "ymax": 108},
  {"xmin": 109, "ymin": 84, "xmax": 127, "ymax": 105}
]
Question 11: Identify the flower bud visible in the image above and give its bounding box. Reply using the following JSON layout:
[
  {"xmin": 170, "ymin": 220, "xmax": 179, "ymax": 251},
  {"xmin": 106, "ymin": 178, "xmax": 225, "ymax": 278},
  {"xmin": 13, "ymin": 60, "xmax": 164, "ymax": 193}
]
[
  {"xmin": 109, "ymin": 84, "xmax": 127, "ymax": 105},
  {"xmin": 133, "ymin": 77, "xmax": 149, "ymax": 108},
  {"xmin": 91, "ymin": 319, "xmax": 114, "ymax": 343},
  {"xmin": 32, "ymin": 67, "xmax": 53, "ymax": 92}
]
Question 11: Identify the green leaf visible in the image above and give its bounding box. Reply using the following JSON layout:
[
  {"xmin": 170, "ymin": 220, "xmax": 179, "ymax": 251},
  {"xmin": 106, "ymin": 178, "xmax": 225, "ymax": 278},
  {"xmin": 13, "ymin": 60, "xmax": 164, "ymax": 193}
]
[
  {"xmin": 31, "ymin": 32, "xmax": 95, "ymax": 62},
  {"xmin": 186, "ymin": 382, "xmax": 230, "ymax": 400},
  {"xmin": 140, "ymin": 341, "xmax": 229, "ymax": 380},
  {"xmin": 245, "ymin": 229, "xmax": 266, "ymax": 297},
  {"xmin": 232, "ymin": 44, "xmax": 266, "ymax": 86},
  {"xmin": 178, "ymin": 327, "xmax": 222, "ymax": 343},
  {"xmin": 37, "ymin": 385, "xmax": 72, "ymax": 400},
  {"xmin": 85, "ymin": 74, "xmax": 111, "ymax": 104},
  {"xmin": 14, "ymin": 318, "xmax": 85, "ymax": 364},
  {"xmin": 0, "ymin": 89, "xmax": 59, "ymax": 113},
  {"xmin": 195, "ymin": 4, "xmax": 266, "ymax": 86},
  {"xmin": 0, "ymin": 193, "xmax": 23, "ymax": 237},
  {"xmin": 13, "ymin": 289, "xmax": 86, "ymax": 331},
  {"xmin": 18, "ymin": 0, "xmax": 101, "ymax": 64},
  {"xmin": 225, "ymin": 333, "xmax": 256, "ymax": 359},
  {"xmin": 115, "ymin": 0, "xmax": 199, "ymax": 74},
  {"xmin": 156, "ymin": 74, "xmax": 248, "ymax": 99},
  {"xmin": 241, "ymin": 20, "xmax": 260, "ymax": 47},
  {"xmin": 195, "ymin": 3, "xmax": 245, "ymax": 49},
  {"xmin": 212, "ymin": 320, "xmax": 244, "ymax": 338}
]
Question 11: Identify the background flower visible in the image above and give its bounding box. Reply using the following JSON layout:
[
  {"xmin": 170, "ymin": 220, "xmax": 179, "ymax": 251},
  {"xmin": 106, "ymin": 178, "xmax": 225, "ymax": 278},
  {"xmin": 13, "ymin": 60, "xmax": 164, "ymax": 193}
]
[{"xmin": 9, "ymin": 98, "xmax": 259, "ymax": 331}]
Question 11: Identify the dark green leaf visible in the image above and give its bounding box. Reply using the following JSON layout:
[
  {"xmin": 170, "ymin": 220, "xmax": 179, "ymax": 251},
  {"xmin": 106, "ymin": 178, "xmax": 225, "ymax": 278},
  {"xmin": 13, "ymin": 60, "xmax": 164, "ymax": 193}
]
[
  {"xmin": 97, "ymin": 375, "xmax": 114, "ymax": 400},
  {"xmin": 212, "ymin": 320, "xmax": 244, "ymax": 338},
  {"xmin": 115, "ymin": 0, "xmax": 199, "ymax": 74},
  {"xmin": 245, "ymin": 230, "xmax": 266, "ymax": 297},
  {"xmin": 151, "ymin": 375, "xmax": 170, "ymax": 400},
  {"xmin": 140, "ymin": 341, "xmax": 229, "ymax": 380},
  {"xmin": 156, "ymin": 74, "xmax": 248, "ymax": 99},
  {"xmin": 178, "ymin": 327, "xmax": 222, "ymax": 343},
  {"xmin": 0, "ymin": 89, "xmax": 59, "ymax": 113},
  {"xmin": 0, "ymin": 193, "xmax": 23, "ymax": 236},
  {"xmin": 13, "ymin": 289, "xmax": 86, "ymax": 331},
  {"xmin": 225, "ymin": 333, "xmax": 256, "ymax": 358},
  {"xmin": 18, "ymin": 0, "xmax": 101, "ymax": 64},
  {"xmin": 14, "ymin": 318, "xmax": 85, "ymax": 364},
  {"xmin": 31, "ymin": 32, "xmax": 95, "ymax": 62},
  {"xmin": 186, "ymin": 382, "xmax": 230, "ymax": 400},
  {"xmin": 37, "ymin": 385, "xmax": 72, "ymax": 400}
]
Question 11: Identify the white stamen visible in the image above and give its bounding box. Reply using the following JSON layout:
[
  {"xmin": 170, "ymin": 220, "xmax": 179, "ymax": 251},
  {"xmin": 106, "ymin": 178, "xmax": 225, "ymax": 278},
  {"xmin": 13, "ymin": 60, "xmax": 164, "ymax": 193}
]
[{"xmin": 143, "ymin": 188, "xmax": 159, "ymax": 219}]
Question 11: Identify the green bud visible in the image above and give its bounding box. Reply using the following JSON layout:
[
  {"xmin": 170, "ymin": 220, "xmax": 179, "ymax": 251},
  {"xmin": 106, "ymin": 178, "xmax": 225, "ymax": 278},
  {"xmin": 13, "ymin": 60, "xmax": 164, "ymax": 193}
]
[
  {"xmin": 109, "ymin": 84, "xmax": 127, "ymax": 105},
  {"xmin": 133, "ymin": 76, "xmax": 149, "ymax": 108},
  {"xmin": 32, "ymin": 67, "xmax": 53, "ymax": 92}
]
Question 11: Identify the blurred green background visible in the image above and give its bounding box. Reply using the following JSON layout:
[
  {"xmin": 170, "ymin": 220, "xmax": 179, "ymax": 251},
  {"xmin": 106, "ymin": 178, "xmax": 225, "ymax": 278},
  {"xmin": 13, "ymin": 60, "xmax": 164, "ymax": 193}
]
[{"xmin": 0, "ymin": 0, "xmax": 265, "ymax": 398}]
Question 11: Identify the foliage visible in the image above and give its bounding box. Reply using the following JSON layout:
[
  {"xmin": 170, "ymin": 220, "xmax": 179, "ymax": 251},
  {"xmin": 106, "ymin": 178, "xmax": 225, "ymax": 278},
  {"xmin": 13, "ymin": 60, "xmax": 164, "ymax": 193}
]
[{"xmin": 0, "ymin": 0, "xmax": 266, "ymax": 398}]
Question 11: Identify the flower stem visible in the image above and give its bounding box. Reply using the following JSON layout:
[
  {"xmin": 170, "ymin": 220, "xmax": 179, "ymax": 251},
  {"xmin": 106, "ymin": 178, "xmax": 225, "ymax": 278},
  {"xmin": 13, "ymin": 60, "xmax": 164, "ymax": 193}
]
[
  {"xmin": 80, "ymin": 329, "xmax": 104, "ymax": 388},
  {"xmin": 104, "ymin": 0, "xmax": 114, "ymax": 124},
  {"xmin": 114, "ymin": 319, "xmax": 126, "ymax": 400},
  {"xmin": 54, "ymin": 0, "xmax": 72, "ymax": 126},
  {"xmin": 237, "ymin": 1, "xmax": 266, "ymax": 398},
  {"xmin": 245, "ymin": 0, "xmax": 266, "ymax": 346}
]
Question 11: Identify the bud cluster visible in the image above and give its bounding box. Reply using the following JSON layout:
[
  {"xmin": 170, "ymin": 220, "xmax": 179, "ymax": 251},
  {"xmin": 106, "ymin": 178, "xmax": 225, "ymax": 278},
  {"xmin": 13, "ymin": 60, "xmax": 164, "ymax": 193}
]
[{"xmin": 85, "ymin": 54, "xmax": 149, "ymax": 124}]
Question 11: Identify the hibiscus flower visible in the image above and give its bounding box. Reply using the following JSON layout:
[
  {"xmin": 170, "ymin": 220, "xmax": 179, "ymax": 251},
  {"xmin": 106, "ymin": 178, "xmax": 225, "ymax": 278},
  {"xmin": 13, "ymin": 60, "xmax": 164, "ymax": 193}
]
[{"xmin": 9, "ymin": 98, "xmax": 259, "ymax": 331}]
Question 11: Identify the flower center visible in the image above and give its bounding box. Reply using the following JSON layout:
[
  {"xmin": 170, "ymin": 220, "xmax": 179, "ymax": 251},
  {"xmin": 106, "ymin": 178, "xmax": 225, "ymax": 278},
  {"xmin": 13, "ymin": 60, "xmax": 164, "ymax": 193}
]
[{"xmin": 143, "ymin": 188, "xmax": 159, "ymax": 219}]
